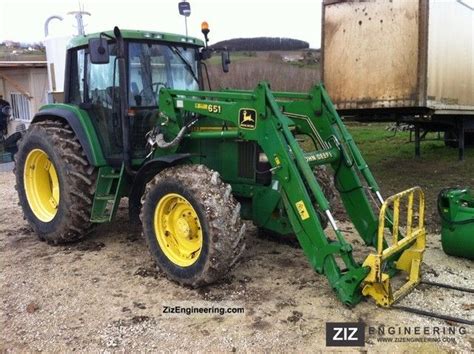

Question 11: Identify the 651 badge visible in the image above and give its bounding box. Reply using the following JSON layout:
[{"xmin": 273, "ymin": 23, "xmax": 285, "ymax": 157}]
[{"xmin": 239, "ymin": 108, "xmax": 257, "ymax": 130}]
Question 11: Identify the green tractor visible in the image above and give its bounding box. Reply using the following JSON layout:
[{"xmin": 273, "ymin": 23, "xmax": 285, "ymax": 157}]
[{"xmin": 15, "ymin": 25, "xmax": 426, "ymax": 306}]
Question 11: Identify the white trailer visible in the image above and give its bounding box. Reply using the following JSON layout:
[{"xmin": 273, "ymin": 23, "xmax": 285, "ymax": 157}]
[{"xmin": 322, "ymin": 0, "xmax": 474, "ymax": 159}]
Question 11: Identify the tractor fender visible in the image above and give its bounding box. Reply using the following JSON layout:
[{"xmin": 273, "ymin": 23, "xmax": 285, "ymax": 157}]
[
  {"xmin": 128, "ymin": 153, "xmax": 193, "ymax": 225},
  {"xmin": 4, "ymin": 131, "xmax": 23, "ymax": 157},
  {"xmin": 32, "ymin": 107, "xmax": 106, "ymax": 166}
]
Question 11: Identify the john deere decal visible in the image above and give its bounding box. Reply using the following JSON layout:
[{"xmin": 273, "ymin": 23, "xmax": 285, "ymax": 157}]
[{"xmin": 239, "ymin": 108, "xmax": 257, "ymax": 130}]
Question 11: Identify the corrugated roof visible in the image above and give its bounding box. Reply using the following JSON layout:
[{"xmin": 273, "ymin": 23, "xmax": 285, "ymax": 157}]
[{"xmin": 0, "ymin": 61, "xmax": 47, "ymax": 68}]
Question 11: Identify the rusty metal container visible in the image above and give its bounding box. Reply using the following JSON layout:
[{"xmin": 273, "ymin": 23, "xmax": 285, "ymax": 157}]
[{"xmin": 322, "ymin": 0, "xmax": 474, "ymax": 115}]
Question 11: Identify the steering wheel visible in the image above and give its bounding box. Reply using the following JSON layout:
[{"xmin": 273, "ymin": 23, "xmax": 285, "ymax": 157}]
[{"xmin": 153, "ymin": 82, "xmax": 167, "ymax": 96}]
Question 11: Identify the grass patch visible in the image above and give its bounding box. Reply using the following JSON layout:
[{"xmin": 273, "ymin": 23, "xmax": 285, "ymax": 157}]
[
  {"xmin": 206, "ymin": 59, "xmax": 320, "ymax": 91},
  {"xmin": 347, "ymin": 123, "xmax": 474, "ymax": 231}
]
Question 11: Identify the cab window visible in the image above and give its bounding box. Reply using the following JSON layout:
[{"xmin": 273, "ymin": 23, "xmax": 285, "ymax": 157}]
[{"xmin": 128, "ymin": 42, "xmax": 199, "ymax": 107}]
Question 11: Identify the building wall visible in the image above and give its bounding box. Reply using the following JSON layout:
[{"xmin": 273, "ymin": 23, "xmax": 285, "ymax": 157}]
[{"xmin": 0, "ymin": 67, "xmax": 48, "ymax": 135}]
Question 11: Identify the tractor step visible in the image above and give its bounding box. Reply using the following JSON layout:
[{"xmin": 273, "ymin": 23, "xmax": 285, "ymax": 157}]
[
  {"xmin": 90, "ymin": 217, "xmax": 110, "ymax": 223},
  {"xmin": 94, "ymin": 195, "xmax": 115, "ymax": 201},
  {"xmin": 90, "ymin": 165, "xmax": 125, "ymax": 223}
]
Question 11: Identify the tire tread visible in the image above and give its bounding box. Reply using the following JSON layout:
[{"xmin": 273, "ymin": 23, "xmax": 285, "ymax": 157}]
[
  {"xmin": 15, "ymin": 120, "xmax": 97, "ymax": 244},
  {"xmin": 140, "ymin": 164, "xmax": 246, "ymax": 287}
]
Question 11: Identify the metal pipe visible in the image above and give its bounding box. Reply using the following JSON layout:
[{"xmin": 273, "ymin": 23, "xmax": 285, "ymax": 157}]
[
  {"xmin": 320, "ymin": 88, "xmax": 382, "ymax": 194},
  {"xmin": 114, "ymin": 26, "xmax": 135, "ymax": 176},
  {"xmin": 186, "ymin": 131, "xmax": 239, "ymax": 139},
  {"xmin": 376, "ymin": 191, "xmax": 384, "ymax": 204},
  {"xmin": 325, "ymin": 210, "xmax": 339, "ymax": 231},
  {"xmin": 44, "ymin": 15, "xmax": 63, "ymax": 37}
]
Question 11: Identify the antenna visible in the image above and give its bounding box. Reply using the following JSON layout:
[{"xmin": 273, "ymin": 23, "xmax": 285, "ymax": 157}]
[{"xmin": 68, "ymin": 1, "xmax": 91, "ymax": 36}]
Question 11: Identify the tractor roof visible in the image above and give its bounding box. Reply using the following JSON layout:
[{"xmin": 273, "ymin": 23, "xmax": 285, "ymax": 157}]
[{"xmin": 67, "ymin": 29, "xmax": 204, "ymax": 49}]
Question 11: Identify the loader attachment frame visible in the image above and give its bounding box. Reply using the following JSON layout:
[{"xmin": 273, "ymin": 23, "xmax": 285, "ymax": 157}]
[
  {"xmin": 362, "ymin": 187, "xmax": 426, "ymax": 307},
  {"xmin": 156, "ymin": 82, "xmax": 426, "ymax": 306}
]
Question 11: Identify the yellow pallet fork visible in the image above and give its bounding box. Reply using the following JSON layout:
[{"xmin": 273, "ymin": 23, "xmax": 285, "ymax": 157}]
[{"xmin": 362, "ymin": 187, "xmax": 426, "ymax": 307}]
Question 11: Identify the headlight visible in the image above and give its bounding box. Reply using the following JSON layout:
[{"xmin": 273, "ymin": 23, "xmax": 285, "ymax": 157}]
[{"xmin": 259, "ymin": 153, "xmax": 269, "ymax": 163}]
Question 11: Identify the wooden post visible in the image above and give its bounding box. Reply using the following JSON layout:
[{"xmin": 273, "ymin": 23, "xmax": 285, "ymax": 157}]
[{"xmin": 0, "ymin": 73, "xmax": 33, "ymax": 99}]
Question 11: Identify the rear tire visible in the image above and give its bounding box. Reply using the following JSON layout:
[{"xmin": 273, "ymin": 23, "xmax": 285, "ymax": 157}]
[
  {"xmin": 140, "ymin": 164, "xmax": 246, "ymax": 287},
  {"xmin": 15, "ymin": 120, "xmax": 97, "ymax": 244}
]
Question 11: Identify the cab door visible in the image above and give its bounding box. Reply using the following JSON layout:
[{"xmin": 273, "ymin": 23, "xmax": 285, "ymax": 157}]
[{"xmin": 67, "ymin": 45, "xmax": 123, "ymax": 165}]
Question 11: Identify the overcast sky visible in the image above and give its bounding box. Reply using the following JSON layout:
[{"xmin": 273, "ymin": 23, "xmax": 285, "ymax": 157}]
[{"xmin": 0, "ymin": 0, "xmax": 323, "ymax": 48}]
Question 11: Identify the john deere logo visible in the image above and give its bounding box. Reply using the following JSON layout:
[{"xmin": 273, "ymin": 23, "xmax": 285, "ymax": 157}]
[{"xmin": 239, "ymin": 109, "xmax": 257, "ymax": 130}]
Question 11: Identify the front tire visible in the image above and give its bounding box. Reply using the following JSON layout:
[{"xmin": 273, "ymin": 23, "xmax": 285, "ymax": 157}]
[
  {"xmin": 140, "ymin": 165, "xmax": 246, "ymax": 287},
  {"xmin": 15, "ymin": 120, "xmax": 97, "ymax": 244}
]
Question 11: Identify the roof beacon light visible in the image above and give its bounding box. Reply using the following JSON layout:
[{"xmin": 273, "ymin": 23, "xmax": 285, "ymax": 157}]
[{"xmin": 201, "ymin": 21, "xmax": 210, "ymax": 47}]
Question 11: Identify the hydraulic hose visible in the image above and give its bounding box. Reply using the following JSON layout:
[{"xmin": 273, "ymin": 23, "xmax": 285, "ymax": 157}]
[
  {"xmin": 154, "ymin": 118, "xmax": 198, "ymax": 149},
  {"xmin": 156, "ymin": 125, "xmax": 189, "ymax": 149}
]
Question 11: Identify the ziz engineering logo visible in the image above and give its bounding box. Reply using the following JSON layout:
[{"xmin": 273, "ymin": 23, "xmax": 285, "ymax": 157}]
[{"xmin": 326, "ymin": 322, "xmax": 365, "ymax": 347}]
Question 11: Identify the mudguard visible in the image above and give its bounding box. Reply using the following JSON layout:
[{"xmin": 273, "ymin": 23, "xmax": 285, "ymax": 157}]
[
  {"xmin": 32, "ymin": 106, "xmax": 106, "ymax": 166},
  {"xmin": 128, "ymin": 153, "xmax": 193, "ymax": 224}
]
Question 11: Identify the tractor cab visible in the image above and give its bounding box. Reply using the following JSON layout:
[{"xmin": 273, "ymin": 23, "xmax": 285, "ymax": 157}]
[{"xmin": 64, "ymin": 29, "xmax": 204, "ymax": 165}]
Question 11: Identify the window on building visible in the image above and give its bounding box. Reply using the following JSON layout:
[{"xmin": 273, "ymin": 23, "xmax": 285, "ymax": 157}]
[{"xmin": 10, "ymin": 92, "xmax": 31, "ymax": 121}]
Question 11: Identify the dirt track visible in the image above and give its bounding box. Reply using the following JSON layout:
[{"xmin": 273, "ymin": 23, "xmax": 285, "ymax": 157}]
[{"xmin": 0, "ymin": 171, "xmax": 472, "ymax": 352}]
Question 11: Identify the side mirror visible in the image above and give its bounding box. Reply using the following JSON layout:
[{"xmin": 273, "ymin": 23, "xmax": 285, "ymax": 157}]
[
  {"xmin": 221, "ymin": 50, "xmax": 231, "ymax": 73},
  {"xmin": 200, "ymin": 48, "xmax": 212, "ymax": 60},
  {"xmin": 88, "ymin": 38, "xmax": 109, "ymax": 64}
]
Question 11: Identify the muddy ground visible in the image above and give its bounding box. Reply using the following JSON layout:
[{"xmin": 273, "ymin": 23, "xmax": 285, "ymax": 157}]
[{"xmin": 0, "ymin": 171, "xmax": 473, "ymax": 352}]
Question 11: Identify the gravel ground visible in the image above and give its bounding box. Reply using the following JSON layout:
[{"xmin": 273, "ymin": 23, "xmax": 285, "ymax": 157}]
[{"xmin": 0, "ymin": 170, "xmax": 472, "ymax": 352}]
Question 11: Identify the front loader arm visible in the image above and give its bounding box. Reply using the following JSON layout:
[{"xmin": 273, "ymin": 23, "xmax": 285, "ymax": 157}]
[
  {"xmin": 256, "ymin": 86, "xmax": 370, "ymax": 305},
  {"xmin": 158, "ymin": 82, "xmax": 426, "ymax": 307}
]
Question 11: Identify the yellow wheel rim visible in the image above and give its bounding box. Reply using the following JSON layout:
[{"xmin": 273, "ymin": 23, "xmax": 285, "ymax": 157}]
[
  {"xmin": 154, "ymin": 193, "xmax": 203, "ymax": 267},
  {"xmin": 24, "ymin": 149, "xmax": 60, "ymax": 222}
]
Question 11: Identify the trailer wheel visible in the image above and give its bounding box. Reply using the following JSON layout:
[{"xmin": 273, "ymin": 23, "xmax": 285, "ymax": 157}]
[
  {"xmin": 140, "ymin": 165, "xmax": 246, "ymax": 287},
  {"xmin": 15, "ymin": 120, "xmax": 97, "ymax": 244}
]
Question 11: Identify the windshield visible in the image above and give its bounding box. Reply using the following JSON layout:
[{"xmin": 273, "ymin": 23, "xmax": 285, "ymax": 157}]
[{"xmin": 128, "ymin": 42, "xmax": 199, "ymax": 107}]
